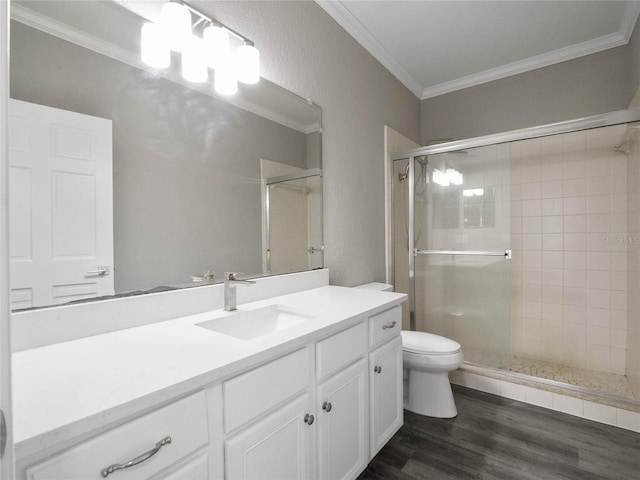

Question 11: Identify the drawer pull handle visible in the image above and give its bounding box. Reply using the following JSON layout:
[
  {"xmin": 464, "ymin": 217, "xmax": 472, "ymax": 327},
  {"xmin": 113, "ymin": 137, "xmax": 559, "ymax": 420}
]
[
  {"xmin": 322, "ymin": 401, "xmax": 333, "ymax": 413},
  {"xmin": 101, "ymin": 436, "xmax": 172, "ymax": 478},
  {"xmin": 382, "ymin": 321, "xmax": 397, "ymax": 330},
  {"xmin": 304, "ymin": 414, "xmax": 315, "ymax": 425},
  {"xmin": 374, "ymin": 366, "xmax": 382, "ymax": 374}
]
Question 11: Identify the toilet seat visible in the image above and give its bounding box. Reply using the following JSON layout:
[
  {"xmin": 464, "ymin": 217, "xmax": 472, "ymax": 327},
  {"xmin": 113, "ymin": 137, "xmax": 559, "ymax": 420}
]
[{"xmin": 401, "ymin": 330, "xmax": 461, "ymax": 355}]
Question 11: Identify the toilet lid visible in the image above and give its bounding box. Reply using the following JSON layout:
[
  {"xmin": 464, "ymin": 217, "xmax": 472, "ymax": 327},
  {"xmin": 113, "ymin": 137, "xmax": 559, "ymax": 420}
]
[{"xmin": 401, "ymin": 330, "xmax": 461, "ymax": 355}]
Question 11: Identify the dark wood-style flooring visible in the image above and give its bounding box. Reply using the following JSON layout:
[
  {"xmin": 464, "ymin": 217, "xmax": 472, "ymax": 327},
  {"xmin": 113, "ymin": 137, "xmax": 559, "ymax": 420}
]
[{"xmin": 358, "ymin": 385, "xmax": 640, "ymax": 480}]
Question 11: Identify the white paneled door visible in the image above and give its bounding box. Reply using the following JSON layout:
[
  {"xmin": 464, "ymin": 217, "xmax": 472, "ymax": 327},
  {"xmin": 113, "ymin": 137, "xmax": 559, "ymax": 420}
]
[{"xmin": 9, "ymin": 99, "xmax": 113, "ymax": 309}]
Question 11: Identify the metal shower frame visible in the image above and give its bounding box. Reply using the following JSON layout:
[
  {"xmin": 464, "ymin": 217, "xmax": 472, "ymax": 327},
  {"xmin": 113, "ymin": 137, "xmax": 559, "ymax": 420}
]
[{"xmin": 391, "ymin": 108, "xmax": 640, "ymax": 331}]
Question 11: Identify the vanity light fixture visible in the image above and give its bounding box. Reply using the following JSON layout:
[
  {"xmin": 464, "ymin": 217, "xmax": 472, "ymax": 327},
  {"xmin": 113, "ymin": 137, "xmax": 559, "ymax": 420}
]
[{"xmin": 140, "ymin": 0, "xmax": 260, "ymax": 94}]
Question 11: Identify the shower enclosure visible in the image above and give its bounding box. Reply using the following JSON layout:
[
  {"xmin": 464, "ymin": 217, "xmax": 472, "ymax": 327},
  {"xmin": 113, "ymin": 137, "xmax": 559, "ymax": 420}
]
[{"xmin": 392, "ymin": 109, "xmax": 640, "ymax": 405}]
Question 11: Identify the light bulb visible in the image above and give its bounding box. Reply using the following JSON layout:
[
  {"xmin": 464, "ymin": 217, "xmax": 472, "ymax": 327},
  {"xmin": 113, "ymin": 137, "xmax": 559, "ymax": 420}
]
[
  {"xmin": 203, "ymin": 24, "xmax": 229, "ymax": 69},
  {"xmin": 446, "ymin": 168, "xmax": 463, "ymax": 185},
  {"xmin": 161, "ymin": 1, "xmax": 192, "ymax": 52},
  {"xmin": 182, "ymin": 36, "xmax": 208, "ymax": 83},
  {"xmin": 141, "ymin": 23, "xmax": 170, "ymax": 68},
  {"xmin": 432, "ymin": 169, "xmax": 450, "ymax": 187},
  {"xmin": 214, "ymin": 64, "xmax": 238, "ymax": 95},
  {"xmin": 236, "ymin": 43, "xmax": 260, "ymax": 84}
]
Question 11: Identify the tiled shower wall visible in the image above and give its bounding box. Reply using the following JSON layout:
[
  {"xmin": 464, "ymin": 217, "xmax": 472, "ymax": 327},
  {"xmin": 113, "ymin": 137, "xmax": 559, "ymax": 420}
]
[
  {"xmin": 627, "ymin": 130, "xmax": 640, "ymax": 397},
  {"xmin": 510, "ymin": 125, "xmax": 629, "ymax": 375}
]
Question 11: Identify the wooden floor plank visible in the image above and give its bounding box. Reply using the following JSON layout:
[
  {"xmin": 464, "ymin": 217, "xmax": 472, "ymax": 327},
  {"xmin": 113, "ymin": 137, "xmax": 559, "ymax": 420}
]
[{"xmin": 358, "ymin": 385, "xmax": 640, "ymax": 480}]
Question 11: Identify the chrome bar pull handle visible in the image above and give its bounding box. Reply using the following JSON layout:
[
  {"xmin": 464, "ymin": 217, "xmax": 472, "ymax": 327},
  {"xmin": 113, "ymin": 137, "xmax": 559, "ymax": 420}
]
[
  {"xmin": 382, "ymin": 321, "xmax": 397, "ymax": 330},
  {"xmin": 101, "ymin": 436, "xmax": 171, "ymax": 477},
  {"xmin": 87, "ymin": 266, "xmax": 110, "ymax": 276}
]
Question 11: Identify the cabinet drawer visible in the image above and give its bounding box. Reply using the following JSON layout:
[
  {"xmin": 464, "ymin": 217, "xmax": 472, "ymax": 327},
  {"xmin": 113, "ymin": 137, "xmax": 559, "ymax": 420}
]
[
  {"xmin": 369, "ymin": 306, "xmax": 401, "ymax": 347},
  {"xmin": 316, "ymin": 321, "xmax": 367, "ymax": 381},
  {"xmin": 26, "ymin": 392, "xmax": 208, "ymax": 480},
  {"xmin": 224, "ymin": 348, "xmax": 309, "ymax": 433}
]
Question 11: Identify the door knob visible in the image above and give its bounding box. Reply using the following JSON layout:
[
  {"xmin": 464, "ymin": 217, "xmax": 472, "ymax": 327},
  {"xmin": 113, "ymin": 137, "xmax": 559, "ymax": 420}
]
[
  {"xmin": 374, "ymin": 366, "xmax": 382, "ymax": 374},
  {"xmin": 304, "ymin": 413, "xmax": 315, "ymax": 425},
  {"xmin": 322, "ymin": 401, "xmax": 332, "ymax": 412}
]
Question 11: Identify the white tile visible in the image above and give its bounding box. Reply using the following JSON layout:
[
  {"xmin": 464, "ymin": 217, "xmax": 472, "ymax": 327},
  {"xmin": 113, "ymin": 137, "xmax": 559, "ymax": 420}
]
[
  {"xmin": 541, "ymin": 157, "xmax": 564, "ymax": 181},
  {"xmin": 542, "ymin": 286, "xmax": 563, "ymax": 304},
  {"xmin": 511, "ymin": 217, "xmax": 522, "ymax": 234},
  {"xmin": 586, "ymin": 326, "xmax": 610, "ymax": 347},
  {"xmin": 564, "ymin": 233, "xmax": 586, "ymax": 251},
  {"xmin": 610, "ymin": 328, "xmax": 627, "ymax": 349},
  {"xmin": 522, "ymin": 251, "xmax": 542, "ymax": 268},
  {"xmin": 563, "ymin": 157, "xmax": 586, "ymax": 179},
  {"xmin": 542, "ymin": 216, "xmax": 563, "ymax": 233},
  {"xmin": 522, "ymin": 199, "xmax": 542, "ymax": 217},
  {"xmin": 522, "ymin": 268, "xmax": 542, "ymax": 285},
  {"xmin": 501, "ymin": 382, "xmax": 527, "ymax": 401},
  {"xmin": 522, "ymin": 217, "xmax": 542, "ymax": 233},
  {"xmin": 525, "ymin": 387, "xmax": 553, "ymax": 409},
  {"xmin": 522, "ymin": 182, "xmax": 541, "ymax": 200},
  {"xmin": 586, "ymin": 176, "xmax": 611, "ymax": 196},
  {"xmin": 586, "ymin": 289, "xmax": 609, "ymax": 309},
  {"xmin": 585, "ymin": 307, "xmax": 610, "ymax": 327},
  {"xmin": 610, "ymin": 349, "xmax": 626, "ymax": 374},
  {"xmin": 564, "ymin": 252, "xmax": 586, "ymax": 270},
  {"xmin": 583, "ymin": 401, "xmax": 616, "ymax": 426},
  {"xmin": 511, "ymin": 201, "xmax": 522, "ymax": 217},
  {"xmin": 542, "ymin": 302, "xmax": 563, "ymax": 321},
  {"xmin": 563, "ymin": 178, "xmax": 585, "ymax": 196},
  {"xmin": 476, "ymin": 376, "xmax": 502, "ymax": 396},
  {"xmin": 585, "ymin": 345, "xmax": 610, "ymax": 372},
  {"xmin": 522, "ymin": 234, "xmax": 542, "ymax": 250},
  {"xmin": 611, "ymin": 213, "xmax": 626, "ymax": 232},
  {"xmin": 616, "ymin": 408, "xmax": 640, "ymax": 433},
  {"xmin": 586, "ymin": 252, "xmax": 610, "ymax": 271},
  {"xmin": 542, "ymin": 252, "xmax": 563, "ymax": 269},
  {"xmin": 543, "ymin": 233, "xmax": 563, "ymax": 251},
  {"xmin": 564, "ymin": 215, "xmax": 586, "ymax": 233},
  {"xmin": 553, "ymin": 394, "xmax": 584, "ymax": 416},
  {"xmin": 610, "ymin": 271, "xmax": 626, "ymax": 291},
  {"xmin": 541, "ymin": 180, "xmax": 563, "ymax": 199},
  {"xmin": 586, "ymin": 270, "xmax": 610, "ymax": 290},
  {"xmin": 586, "ymin": 234, "xmax": 608, "ymax": 252},
  {"xmin": 564, "ymin": 269, "xmax": 585, "ymax": 288},
  {"xmin": 611, "ymin": 290, "xmax": 626, "ymax": 310},
  {"xmin": 586, "ymin": 195, "xmax": 610, "ymax": 214},
  {"xmin": 585, "ymin": 157, "xmax": 610, "ymax": 177},
  {"xmin": 563, "ymin": 305, "xmax": 585, "ymax": 324},
  {"xmin": 611, "ymin": 194, "xmax": 626, "ymax": 213},
  {"xmin": 587, "ymin": 214, "xmax": 611, "ymax": 233},
  {"xmin": 542, "ymin": 198, "xmax": 563, "ymax": 216},
  {"xmin": 542, "ymin": 269, "xmax": 563, "ymax": 287},
  {"xmin": 510, "ymin": 184, "xmax": 523, "ymax": 201},
  {"xmin": 564, "ymin": 196, "xmax": 586, "ymax": 215}
]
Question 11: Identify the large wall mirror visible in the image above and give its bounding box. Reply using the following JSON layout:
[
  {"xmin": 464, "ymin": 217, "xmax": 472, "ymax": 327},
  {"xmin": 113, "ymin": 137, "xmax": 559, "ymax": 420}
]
[{"xmin": 9, "ymin": 0, "xmax": 323, "ymax": 310}]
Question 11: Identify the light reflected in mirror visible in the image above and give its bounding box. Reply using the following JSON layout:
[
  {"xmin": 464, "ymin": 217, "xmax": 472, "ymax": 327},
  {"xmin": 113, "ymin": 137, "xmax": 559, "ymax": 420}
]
[{"xmin": 9, "ymin": 0, "xmax": 322, "ymax": 310}]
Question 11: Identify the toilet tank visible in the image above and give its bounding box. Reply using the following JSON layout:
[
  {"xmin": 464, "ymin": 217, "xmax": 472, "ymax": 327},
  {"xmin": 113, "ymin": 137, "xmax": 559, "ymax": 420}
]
[{"xmin": 353, "ymin": 282, "xmax": 393, "ymax": 292}]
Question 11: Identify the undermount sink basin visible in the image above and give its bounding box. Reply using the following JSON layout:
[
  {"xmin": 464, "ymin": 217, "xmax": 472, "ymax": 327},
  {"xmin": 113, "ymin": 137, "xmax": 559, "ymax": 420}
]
[{"xmin": 197, "ymin": 304, "xmax": 320, "ymax": 340}]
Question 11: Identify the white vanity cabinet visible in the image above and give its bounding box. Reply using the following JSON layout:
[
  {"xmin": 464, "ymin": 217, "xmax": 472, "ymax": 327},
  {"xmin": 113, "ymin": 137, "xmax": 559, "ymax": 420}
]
[
  {"xmin": 24, "ymin": 392, "xmax": 212, "ymax": 480},
  {"xmin": 316, "ymin": 322, "xmax": 369, "ymax": 480},
  {"xmin": 368, "ymin": 307, "xmax": 403, "ymax": 457},
  {"xmin": 222, "ymin": 348, "xmax": 315, "ymax": 480}
]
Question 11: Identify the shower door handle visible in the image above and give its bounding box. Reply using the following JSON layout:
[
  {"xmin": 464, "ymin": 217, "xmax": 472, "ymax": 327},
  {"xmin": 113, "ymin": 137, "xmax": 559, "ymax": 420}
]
[{"xmin": 414, "ymin": 249, "xmax": 511, "ymax": 259}]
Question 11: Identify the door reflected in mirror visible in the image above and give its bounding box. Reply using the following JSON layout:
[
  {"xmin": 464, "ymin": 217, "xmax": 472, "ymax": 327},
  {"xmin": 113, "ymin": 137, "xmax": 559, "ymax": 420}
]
[{"xmin": 9, "ymin": 0, "xmax": 322, "ymax": 310}]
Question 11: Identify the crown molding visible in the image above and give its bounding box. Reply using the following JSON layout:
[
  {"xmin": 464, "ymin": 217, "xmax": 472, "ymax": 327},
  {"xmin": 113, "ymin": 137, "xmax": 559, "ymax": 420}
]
[
  {"xmin": 421, "ymin": 31, "xmax": 629, "ymax": 99},
  {"xmin": 314, "ymin": 0, "xmax": 423, "ymax": 98},
  {"xmin": 315, "ymin": 0, "xmax": 640, "ymax": 101},
  {"xmin": 10, "ymin": 3, "xmax": 314, "ymax": 134}
]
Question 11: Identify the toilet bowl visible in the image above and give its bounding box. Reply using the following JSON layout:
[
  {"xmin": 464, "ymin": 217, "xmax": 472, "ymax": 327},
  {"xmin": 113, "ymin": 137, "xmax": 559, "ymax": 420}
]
[{"xmin": 402, "ymin": 330, "xmax": 463, "ymax": 418}]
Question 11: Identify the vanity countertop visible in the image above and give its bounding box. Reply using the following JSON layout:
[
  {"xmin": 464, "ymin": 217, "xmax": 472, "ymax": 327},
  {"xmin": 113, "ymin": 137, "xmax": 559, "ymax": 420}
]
[{"xmin": 12, "ymin": 285, "xmax": 406, "ymax": 459}]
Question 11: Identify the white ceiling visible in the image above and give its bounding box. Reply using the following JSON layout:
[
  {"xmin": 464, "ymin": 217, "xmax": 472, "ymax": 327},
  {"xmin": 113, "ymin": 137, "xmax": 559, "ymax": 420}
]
[{"xmin": 316, "ymin": 1, "xmax": 640, "ymax": 100}]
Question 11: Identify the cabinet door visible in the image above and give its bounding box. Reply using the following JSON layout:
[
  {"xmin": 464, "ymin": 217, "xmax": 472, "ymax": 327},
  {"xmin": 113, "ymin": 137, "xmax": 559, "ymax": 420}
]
[
  {"xmin": 317, "ymin": 358, "xmax": 368, "ymax": 480},
  {"xmin": 225, "ymin": 393, "xmax": 314, "ymax": 480},
  {"xmin": 155, "ymin": 453, "xmax": 209, "ymax": 480},
  {"xmin": 369, "ymin": 336, "xmax": 403, "ymax": 456}
]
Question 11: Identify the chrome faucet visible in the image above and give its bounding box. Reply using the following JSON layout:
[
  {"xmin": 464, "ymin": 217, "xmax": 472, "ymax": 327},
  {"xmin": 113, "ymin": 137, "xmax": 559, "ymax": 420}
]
[{"xmin": 224, "ymin": 272, "xmax": 256, "ymax": 311}]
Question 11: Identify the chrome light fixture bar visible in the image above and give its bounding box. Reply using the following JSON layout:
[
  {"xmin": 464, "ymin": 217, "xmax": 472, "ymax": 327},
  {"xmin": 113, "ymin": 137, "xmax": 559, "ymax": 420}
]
[{"xmin": 140, "ymin": 0, "xmax": 260, "ymax": 95}]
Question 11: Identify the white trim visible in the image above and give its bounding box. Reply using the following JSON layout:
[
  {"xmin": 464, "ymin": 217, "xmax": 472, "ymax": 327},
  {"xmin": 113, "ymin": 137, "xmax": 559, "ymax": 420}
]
[
  {"xmin": 314, "ymin": 0, "xmax": 640, "ymax": 101},
  {"xmin": 421, "ymin": 32, "xmax": 629, "ymax": 99},
  {"xmin": 314, "ymin": 0, "xmax": 423, "ymax": 98},
  {"xmin": 10, "ymin": 4, "xmax": 315, "ymax": 135}
]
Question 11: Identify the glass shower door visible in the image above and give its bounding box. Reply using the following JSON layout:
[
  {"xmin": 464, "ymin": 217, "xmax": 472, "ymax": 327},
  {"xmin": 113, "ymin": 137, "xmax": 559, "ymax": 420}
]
[{"xmin": 412, "ymin": 144, "xmax": 512, "ymax": 369}]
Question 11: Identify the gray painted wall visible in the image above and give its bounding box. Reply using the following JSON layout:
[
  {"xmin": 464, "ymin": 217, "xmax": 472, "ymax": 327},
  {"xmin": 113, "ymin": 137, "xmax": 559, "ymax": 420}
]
[
  {"xmin": 421, "ymin": 45, "xmax": 633, "ymax": 143},
  {"xmin": 630, "ymin": 18, "xmax": 640, "ymax": 96},
  {"xmin": 205, "ymin": 1, "xmax": 422, "ymax": 286},
  {"xmin": 11, "ymin": 22, "xmax": 310, "ymax": 293}
]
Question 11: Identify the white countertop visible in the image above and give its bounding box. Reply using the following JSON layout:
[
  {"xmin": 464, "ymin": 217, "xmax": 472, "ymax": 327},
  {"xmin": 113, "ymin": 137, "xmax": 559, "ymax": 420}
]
[{"xmin": 12, "ymin": 285, "xmax": 406, "ymax": 460}]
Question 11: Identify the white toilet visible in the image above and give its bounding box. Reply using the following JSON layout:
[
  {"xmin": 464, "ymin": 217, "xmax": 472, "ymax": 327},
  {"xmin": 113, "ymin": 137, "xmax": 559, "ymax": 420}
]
[
  {"xmin": 402, "ymin": 330, "xmax": 463, "ymax": 418},
  {"xmin": 352, "ymin": 283, "xmax": 463, "ymax": 418}
]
